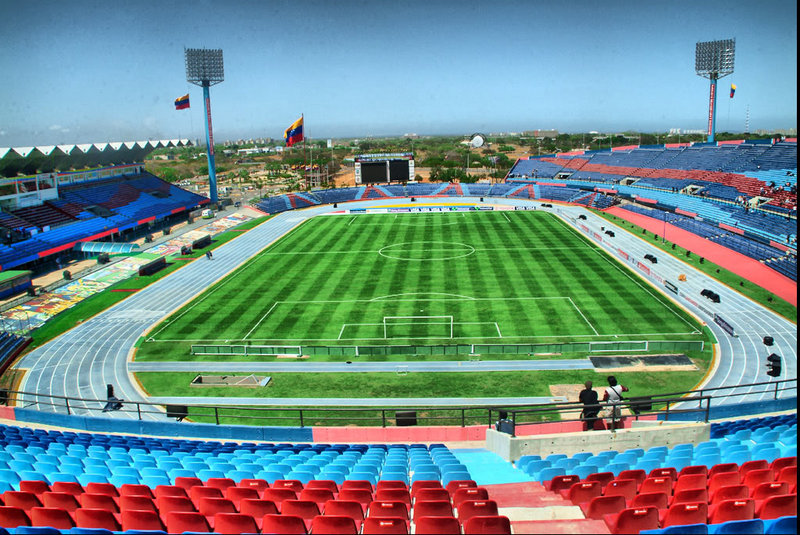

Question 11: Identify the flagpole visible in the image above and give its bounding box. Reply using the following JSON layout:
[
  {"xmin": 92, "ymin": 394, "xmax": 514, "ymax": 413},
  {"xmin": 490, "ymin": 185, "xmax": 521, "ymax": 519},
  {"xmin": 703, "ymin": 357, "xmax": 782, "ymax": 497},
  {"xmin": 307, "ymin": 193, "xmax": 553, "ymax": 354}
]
[{"xmin": 302, "ymin": 113, "xmax": 307, "ymax": 190}]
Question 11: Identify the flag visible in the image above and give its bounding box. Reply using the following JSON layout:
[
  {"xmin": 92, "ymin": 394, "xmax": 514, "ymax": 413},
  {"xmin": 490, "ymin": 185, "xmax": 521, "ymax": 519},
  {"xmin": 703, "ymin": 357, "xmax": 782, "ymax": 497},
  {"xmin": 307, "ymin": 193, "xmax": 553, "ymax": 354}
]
[
  {"xmin": 284, "ymin": 116, "xmax": 304, "ymax": 147},
  {"xmin": 729, "ymin": 84, "xmax": 736, "ymax": 98},
  {"xmin": 174, "ymin": 94, "xmax": 190, "ymax": 110}
]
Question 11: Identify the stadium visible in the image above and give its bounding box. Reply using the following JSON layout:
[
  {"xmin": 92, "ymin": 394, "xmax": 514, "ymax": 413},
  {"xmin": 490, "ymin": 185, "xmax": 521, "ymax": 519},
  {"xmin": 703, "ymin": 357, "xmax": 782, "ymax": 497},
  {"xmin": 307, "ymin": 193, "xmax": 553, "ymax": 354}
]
[{"xmin": 0, "ymin": 28, "xmax": 797, "ymax": 535}]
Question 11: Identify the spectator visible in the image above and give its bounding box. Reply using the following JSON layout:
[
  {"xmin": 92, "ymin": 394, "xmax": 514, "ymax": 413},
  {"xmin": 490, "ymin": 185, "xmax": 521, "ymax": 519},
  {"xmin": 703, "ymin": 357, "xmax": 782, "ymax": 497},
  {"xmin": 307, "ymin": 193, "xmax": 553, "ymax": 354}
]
[
  {"xmin": 495, "ymin": 410, "xmax": 515, "ymax": 435},
  {"xmin": 603, "ymin": 376, "xmax": 629, "ymax": 431},
  {"xmin": 579, "ymin": 380, "xmax": 600, "ymax": 431}
]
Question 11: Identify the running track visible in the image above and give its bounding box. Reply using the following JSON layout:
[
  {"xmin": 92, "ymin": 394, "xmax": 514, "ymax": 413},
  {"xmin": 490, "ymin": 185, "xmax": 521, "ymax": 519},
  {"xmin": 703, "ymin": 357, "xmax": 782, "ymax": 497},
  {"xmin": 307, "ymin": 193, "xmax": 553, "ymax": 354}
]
[{"xmin": 15, "ymin": 198, "xmax": 797, "ymax": 420}]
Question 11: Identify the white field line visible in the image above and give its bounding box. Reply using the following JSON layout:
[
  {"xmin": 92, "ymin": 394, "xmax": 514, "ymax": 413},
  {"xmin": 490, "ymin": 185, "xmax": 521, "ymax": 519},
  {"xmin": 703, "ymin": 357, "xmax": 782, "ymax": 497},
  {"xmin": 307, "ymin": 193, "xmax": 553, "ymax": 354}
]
[
  {"xmin": 243, "ymin": 302, "xmax": 280, "ymax": 340},
  {"xmin": 495, "ymin": 322, "xmax": 503, "ymax": 337},
  {"xmin": 568, "ymin": 297, "xmax": 600, "ymax": 336},
  {"xmin": 502, "ymin": 212, "xmax": 511, "ymax": 222},
  {"xmin": 348, "ymin": 216, "xmax": 356, "ymax": 226}
]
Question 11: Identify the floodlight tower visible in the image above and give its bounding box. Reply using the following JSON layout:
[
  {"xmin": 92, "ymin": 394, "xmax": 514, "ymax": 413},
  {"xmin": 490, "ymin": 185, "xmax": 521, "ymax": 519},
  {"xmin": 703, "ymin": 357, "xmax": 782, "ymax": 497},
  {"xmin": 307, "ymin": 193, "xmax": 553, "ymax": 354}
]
[
  {"xmin": 185, "ymin": 47, "xmax": 224, "ymax": 204},
  {"xmin": 695, "ymin": 39, "xmax": 735, "ymax": 143}
]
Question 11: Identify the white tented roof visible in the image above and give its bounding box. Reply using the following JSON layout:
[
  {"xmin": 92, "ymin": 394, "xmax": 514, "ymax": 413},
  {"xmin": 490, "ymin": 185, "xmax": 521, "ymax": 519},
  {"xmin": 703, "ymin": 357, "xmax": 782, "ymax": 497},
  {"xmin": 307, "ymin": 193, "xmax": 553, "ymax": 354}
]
[{"xmin": 0, "ymin": 139, "xmax": 194, "ymax": 164}]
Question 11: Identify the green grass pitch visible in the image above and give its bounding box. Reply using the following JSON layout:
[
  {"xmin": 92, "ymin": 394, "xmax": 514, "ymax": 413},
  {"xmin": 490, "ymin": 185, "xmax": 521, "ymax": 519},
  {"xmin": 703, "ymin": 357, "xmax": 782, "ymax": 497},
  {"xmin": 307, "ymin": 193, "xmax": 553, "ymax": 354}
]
[{"xmin": 140, "ymin": 210, "xmax": 703, "ymax": 358}]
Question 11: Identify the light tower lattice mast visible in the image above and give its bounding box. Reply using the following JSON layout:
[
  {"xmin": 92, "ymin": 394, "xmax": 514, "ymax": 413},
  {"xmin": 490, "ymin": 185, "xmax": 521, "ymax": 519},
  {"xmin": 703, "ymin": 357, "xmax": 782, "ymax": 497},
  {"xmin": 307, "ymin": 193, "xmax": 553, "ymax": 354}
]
[
  {"xmin": 185, "ymin": 48, "xmax": 224, "ymax": 205},
  {"xmin": 695, "ymin": 39, "xmax": 735, "ymax": 143}
]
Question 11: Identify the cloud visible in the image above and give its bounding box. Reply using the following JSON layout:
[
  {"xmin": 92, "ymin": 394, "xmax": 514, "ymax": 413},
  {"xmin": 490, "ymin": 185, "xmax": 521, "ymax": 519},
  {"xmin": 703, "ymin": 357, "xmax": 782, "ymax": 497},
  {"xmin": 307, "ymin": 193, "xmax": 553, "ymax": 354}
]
[{"xmin": 49, "ymin": 124, "xmax": 70, "ymax": 133}]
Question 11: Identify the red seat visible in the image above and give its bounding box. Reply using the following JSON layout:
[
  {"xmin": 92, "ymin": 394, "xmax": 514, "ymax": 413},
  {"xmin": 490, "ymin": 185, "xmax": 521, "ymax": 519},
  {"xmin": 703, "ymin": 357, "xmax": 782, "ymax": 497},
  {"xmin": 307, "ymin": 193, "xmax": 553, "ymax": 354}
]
[
  {"xmin": 775, "ymin": 465, "xmax": 796, "ymax": 488},
  {"xmin": 586, "ymin": 472, "xmax": 615, "ymax": 488},
  {"xmin": 238, "ymin": 478, "xmax": 270, "ymax": 493},
  {"xmin": 673, "ymin": 474, "xmax": 708, "ymax": 495},
  {"xmin": 743, "ymin": 468, "xmax": 775, "ymax": 490},
  {"xmin": 213, "ymin": 512, "xmax": 260, "ymax": 534},
  {"xmin": 710, "ymin": 484, "xmax": 750, "ymax": 505},
  {"xmin": 559, "ymin": 481, "xmax": 601, "ymax": 505},
  {"xmin": 414, "ymin": 515, "xmax": 461, "ymax": 535},
  {"xmin": 670, "ymin": 488, "xmax": 709, "ymax": 506},
  {"xmin": 118, "ymin": 494, "xmax": 157, "ymax": 513},
  {"xmin": 78, "ymin": 493, "xmax": 119, "ymax": 513},
  {"xmin": 462, "ymin": 514, "xmax": 511, "ymax": 534},
  {"xmin": 238, "ymin": 498, "xmax": 278, "ymax": 530},
  {"xmin": 545, "ymin": 474, "xmax": 580, "ymax": 492},
  {"xmin": 165, "ymin": 510, "xmax": 211, "ymax": 533},
  {"xmin": 708, "ymin": 498, "xmax": 755, "ymax": 524},
  {"xmin": 579, "ymin": 495, "xmax": 627, "ymax": 520},
  {"xmin": 739, "ymin": 460, "xmax": 769, "ymax": 480},
  {"xmin": 225, "ymin": 486, "xmax": 261, "ymax": 509},
  {"xmin": 445, "ymin": 480, "xmax": 477, "ymax": 494},
  {"xmin": 323, "ymin": 499, "xmax": 364, "ymax": 529},
  {"xmin": 412, "ymin": 499, "xmax": 453, "ymax": 521},
  {"xmin": 340, "ymin": 480, "xmax": 373, "ymax": 492},
  {"xmin": 452, "ymin": 487, "xmax": 489, "ymax": 508},
  {"xmin": 29, "ymin": 506, "xmax": 75, "ymax": 530},
  {"xmin": 649, "ymin": 467, "xmax": 677, "ymax": 482},
  {"xmin": 40, "ymin": 491, "xmax": 80, "ymax": 514},
  {"xmin": 709, "ymin": 471, "xmax": 743, "ymax": 495},
  {"xmin": 306, "ymin": 479, "xmax": 339, "ymax": 493},
  {"xmin": 708, "ymin": 463, "xmax": 740, "ymax": 479},
  {"xmin": 280, "ymin": 499, "xmax": 321, "ymax": 531},
  {"xmin": 361, "ymin": 516, "xmax": 408, "ymax": 534},
  {"xmin": 659, "ymin": 501, "xmax": 708, "ymax": 528},
  {"xmin": 630, "ymin": 491, "xmax": 668, "ymax": 510},
  {"xmin": 50, "ymin": 482, "xmax": 84, "ymax": 497},
  {"xmin": 196, "ymin": 496, "xmax": 237, "ymax": 528},
  {"xmin": 120, "ymin": 509, "xmax": 165, "ymax": 532},
  {"xmin": 300, "ymin": 487, "xmax": 337, "ymax": 509},
  {"xmin": 174, "ymin": 476, "xmax": 204, "ymax": 491},
  {"xmin": 155, "ymin": 495, "xmax": 196, "ymax": 521},
  {"xmin": 205, "ymin": 477, "xmax": 237, "ymax": 492},
  {"xmin": 2, "ymin": 491, "xmax": 42, "ymax": 511},
  {"xmin": 311, "ymin": 514, "xmax": 359, "ymax": 535},
  {"xmin": 337, "ymin": 489, "xmax": 373, "ymax": 513},
  {"xmin": 770, "ymin": 456, "xmax": 797, "ymax": 473},
  {"xmin": 756, "ymin": 493, "xmax": 797, "ymax": 520},
  {"xmin": 0, "ymin": 506, "xmax": 30, "ymax": 529},
  {"xmin": 119, "ymin": 483, "xmax": 154, "ymax": 498},
  {"xmin": 368, "ymin": 500, "xmax": 409, "ymax": 521},
  {"xmin": 84, "ymin": 482, "xmax": 119, "ymax": 497},
  {"xmin": 262, "ymin": 487, "xmax": 299, "ymax": 509},
  {"xmin": 154, "ymin": 485, "xmax": 189, "ymax": 499},
  {"xmin": 455, "ymin": 499, "xmax": 498, "ymax": 522},
  {"xmin": 678, "ymin": 465, "xmax": 708, "ymax": 478},
  {"xmin": 414, "ymin": 488, "xmax": 451, "ymax": 504},
  {"xmin": 75, "ymin": 507, "xmax": 121, "ymax": 531},
  {"xmin": 274, "ymin": 479, "xmax": 305, "ymax": 493},
  {"xmin": 603, "ymin": 479, "xmax": 637, "ymax": 502},
  {"xmin": 603, "ymin": 506, "xmax": 659, "ymax": 535},
  {"xmin": 18, "ymin": 481, "xmax": 51, "ymax": 495},
  {"xmin": 639, "ymin": 476, "xmax": 672, "ymax": 496},
  {"xmin": 376, "ymin": 481, "xmax": 408, "ymax": 492},
  {"xmin": 617, "ymin": 469, "xmax": 647, "ymax": 487},
  {"xmin": 189, "ymin": 485, "xmax": 225, "ymax": 507},
  {"xmin": 411, "ymin": 480, "xmax": 444, "ymax": 498},
  {"xmin": 261, "ymin": 513, "xmax": 308, "ymax": 534},
  {"xmin": 752, "ymin": 481, "xmax": 789, "ymax": 500}
]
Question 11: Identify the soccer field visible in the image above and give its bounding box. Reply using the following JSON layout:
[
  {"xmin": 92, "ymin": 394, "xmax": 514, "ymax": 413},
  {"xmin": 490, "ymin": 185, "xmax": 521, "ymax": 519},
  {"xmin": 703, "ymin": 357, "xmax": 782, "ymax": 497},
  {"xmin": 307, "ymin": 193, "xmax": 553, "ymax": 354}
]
[{"xmin": 142, "ymin": 210, "xmax": 702, "ymax": 355}]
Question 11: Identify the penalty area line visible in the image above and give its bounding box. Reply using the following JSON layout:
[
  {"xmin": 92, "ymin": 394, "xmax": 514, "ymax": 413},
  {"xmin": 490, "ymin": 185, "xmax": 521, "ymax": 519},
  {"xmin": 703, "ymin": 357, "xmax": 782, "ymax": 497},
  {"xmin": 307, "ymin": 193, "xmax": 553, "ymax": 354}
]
[{"xmin": 243, "ymin": 302, "xmax": 279, "ymax": 340}]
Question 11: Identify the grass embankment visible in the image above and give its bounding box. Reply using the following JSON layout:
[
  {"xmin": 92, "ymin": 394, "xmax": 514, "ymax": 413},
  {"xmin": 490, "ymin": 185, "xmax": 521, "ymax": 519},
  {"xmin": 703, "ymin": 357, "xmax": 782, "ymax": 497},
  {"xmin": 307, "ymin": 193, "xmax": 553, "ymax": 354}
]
[{"xmin": 593, "ymin": 209, "xmax": 797, "ymax": 322}]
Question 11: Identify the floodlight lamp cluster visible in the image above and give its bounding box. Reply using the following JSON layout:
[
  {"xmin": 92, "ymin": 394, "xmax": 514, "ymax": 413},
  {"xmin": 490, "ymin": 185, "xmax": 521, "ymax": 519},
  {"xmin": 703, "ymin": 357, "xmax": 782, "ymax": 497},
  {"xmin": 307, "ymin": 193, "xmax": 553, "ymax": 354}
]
[
  {"xmin": 185, "ymin": 48, "xmax": 224, "ymax": 86},
  {"xmin": 695, "ymin": 39, "xmax": 735, "ymax": 79}
]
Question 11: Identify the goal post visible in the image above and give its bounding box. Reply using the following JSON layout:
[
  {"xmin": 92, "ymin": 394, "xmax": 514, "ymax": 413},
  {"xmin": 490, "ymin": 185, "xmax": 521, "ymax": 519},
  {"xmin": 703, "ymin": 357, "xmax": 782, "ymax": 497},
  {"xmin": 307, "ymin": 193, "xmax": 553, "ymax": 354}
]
[{"xmin": 383, "ymin": 315, "xmax": 454, "ymax": 339}]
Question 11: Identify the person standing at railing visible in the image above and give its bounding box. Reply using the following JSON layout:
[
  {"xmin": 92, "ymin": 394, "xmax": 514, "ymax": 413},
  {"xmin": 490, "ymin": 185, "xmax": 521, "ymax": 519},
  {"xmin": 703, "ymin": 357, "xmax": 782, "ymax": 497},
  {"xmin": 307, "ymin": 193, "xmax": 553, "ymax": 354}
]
[
  {"xmin": 603, "ymin": 375, "xmax": 629, "ymax": 431},
  {"xmin": 579, "ymin": 380, "xmax": 601, "ymax": 431}
]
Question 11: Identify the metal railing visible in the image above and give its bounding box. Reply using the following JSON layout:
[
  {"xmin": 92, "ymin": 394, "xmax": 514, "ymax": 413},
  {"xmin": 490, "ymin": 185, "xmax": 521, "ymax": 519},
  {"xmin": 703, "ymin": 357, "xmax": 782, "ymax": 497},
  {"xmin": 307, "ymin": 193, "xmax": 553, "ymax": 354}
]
[{"xmin": 2, "ymin": 378, "xmax": 794, "ymax": 430}]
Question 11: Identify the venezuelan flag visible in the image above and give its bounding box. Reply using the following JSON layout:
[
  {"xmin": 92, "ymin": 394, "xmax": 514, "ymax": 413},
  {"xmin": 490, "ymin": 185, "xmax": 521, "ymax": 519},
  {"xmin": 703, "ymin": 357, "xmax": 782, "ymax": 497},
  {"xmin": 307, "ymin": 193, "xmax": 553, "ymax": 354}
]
[
  {"xmin": 730, "ymin": 84, "xmax": 736, "ymax": 98},
  {"xmin": 284, "ymin": 116, "xmax": 304, "ymax": 147},
  {"xmin": 174, "ymin": 94, "xmax": 190, "ymax": 110}
]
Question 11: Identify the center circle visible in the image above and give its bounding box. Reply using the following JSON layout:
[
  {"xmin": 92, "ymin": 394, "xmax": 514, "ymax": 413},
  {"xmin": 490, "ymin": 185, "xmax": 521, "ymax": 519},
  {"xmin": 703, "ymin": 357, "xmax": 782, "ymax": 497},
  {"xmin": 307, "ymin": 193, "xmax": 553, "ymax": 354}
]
[{"xmin": 378, "ymin": 241, "xmax": 476, "ymax": 261}]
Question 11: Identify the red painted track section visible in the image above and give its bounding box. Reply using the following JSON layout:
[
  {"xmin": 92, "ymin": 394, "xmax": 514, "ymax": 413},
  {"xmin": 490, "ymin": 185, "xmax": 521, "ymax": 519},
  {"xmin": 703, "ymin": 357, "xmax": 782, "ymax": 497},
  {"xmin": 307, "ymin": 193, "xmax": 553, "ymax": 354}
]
[{"xmin": 604, "ymin": 206, "xmax": 797, "ymax": 306}]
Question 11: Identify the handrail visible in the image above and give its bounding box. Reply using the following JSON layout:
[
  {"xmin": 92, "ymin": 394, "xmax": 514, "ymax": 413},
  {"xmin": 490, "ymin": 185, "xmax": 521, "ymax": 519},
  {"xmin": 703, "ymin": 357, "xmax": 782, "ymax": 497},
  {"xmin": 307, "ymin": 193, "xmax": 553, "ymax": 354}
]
[{"xmin": 2, "ymin": 378, "xmax": 794, "ymax": 429}]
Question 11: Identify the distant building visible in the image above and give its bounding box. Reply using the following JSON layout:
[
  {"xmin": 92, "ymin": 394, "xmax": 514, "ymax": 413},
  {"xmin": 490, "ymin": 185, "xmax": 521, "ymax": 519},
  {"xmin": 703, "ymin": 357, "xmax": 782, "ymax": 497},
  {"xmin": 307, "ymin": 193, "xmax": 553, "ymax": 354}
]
[{"xmin": 524, "ymin": 129, "xmax": 559, "ymax": 139}]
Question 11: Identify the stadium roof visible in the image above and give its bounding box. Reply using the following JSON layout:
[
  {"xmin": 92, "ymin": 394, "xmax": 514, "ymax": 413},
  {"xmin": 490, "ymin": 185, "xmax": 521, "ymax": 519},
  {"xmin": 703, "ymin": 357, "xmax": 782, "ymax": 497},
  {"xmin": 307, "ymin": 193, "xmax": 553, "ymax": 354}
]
[{"xmin": 0, "ymin": 139, "xmax": 193, "ymax": 178}]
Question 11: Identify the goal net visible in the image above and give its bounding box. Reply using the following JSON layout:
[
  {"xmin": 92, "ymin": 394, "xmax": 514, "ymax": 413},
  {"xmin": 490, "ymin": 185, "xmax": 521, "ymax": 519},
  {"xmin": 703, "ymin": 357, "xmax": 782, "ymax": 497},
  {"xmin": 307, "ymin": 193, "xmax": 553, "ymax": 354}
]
[{"xmin": 383, "ymin": 315, "xmax": 454, "ymax": 339}]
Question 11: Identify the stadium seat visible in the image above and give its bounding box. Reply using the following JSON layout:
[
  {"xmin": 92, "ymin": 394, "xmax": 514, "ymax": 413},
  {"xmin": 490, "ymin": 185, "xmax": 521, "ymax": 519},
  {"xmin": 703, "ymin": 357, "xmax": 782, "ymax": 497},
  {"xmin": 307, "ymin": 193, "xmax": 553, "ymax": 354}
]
[
  {"xmin": 165, "ymin": 511, "xmax": 211, "ymax": 534},
  {"xmin": 586, "ymin": 472, "xmax": 615, "ymax": 488},
  {"xmin": 579, "ymin": 495, "xmax": 627, "ymax": 520},
  {"xmin": 763, "ymin": 515, "xmax": 797, "ymax": 535},
  {"xmin": 0, "ymin": 506, "xmax": 30, "ymax": 529},
  {"xmin": 361, "ymin": 516, "xmax": 408, "ymax": 534},
  {"xmin": 119, "ymin": 483, "xmax": 153, "ymax": 498},
  {"xmin": 50, "ymin": 482, "xmax": 84, "ymax": 497},
  {"xmin": 711, "ymin": 484, "xmax": 750, "ymax": 505},
  {"xmin": 413, "ymin": 488, "xmax": 451, "ymax": 504},
  {"xmin": 306, "ymin": 479, "xmax": 339, "ymax": 493},
  {"xmin": 18, "ymin": 481, "xmax": 51, "ymax": 495},
  {"xmin": 603, "ymin": 506, "xmax": 659, "ymax": 535},
  {"xmin": 675, "ymin": 474, "xmax": 709, "ymax": 495},
  {"xmin": 323, "ymin": 499, "xmax": 364, "ymax": 528},
  {"xmin": 74, "ymin": 508, "xmax": 121, "ymax": 531},
  {"xmin": 545, "ymin": 474, "xmax": 580, "ymax": 492},
  {"xmin": 341, "ymin": 480, "xmax": 374, "ymax": 492},
  {"xmin": 650, "ymin": 467, "xmax": 678, "ymax": 482},
  {"xmin": 708, "ymin": 518, "xmax": 764, "ymax": 534},
  {"xmin": 603, "ymin": 479, "xmax": 638, "ymax": 502},
  {"xmin": 708, "ymin": 498, "xmax": 756, "ymax": 524},
  {"xmin": 617, "ymin": 469, "xmax": 647, "ymax": 487},
  {"xmin": 640, "ymin": 476, "xmax": 673, "ymax": 495},
  {"xmin": 455, "ymin": 499, "xmax": 498, "ymax": 522},
  {"xmin": 756, "ymin": 494, "xmax": 797, "ymax": 520},
  {"xmin": 560, "ymin": 481, "xmax": 602, "ymax": 505},
  {"xmin": 671, "ymin": 487, "xmax": 710, "ymax": 507},
  {"xmin": 710, "ymin": 471, "xmax": 744, "ymax": 495},
  {"xmin": 462, "ymin": 515, "xmax": 512, "ymax": 535},
  {"xmin": 28, "ymin": 507, "xmax": 75, "ymax": 530},
  {"xmin": 374, "ymin": 489, "xmax": 412, "ymax": 510},
  {"xmin": 212, "ymin": 512, "xmax": 260, "ymax": 534},
  {"xmin": 412, "ymin": 499, "xmax": 453, "ymax": 521},
  {"xmin": 660, "ymin": 502, "xmax": 708, "ymax": 528},
  {"xmin": 641, "ymin": 524, "xmax": 708, "ymax": 534},
  {"xmin": 120, "ymin": 509, "xmax": 165, "ymax": 532},
  {"xmin": 274, "ymin": 479, "xmax": 305, "ymax": 493},
  {"xmin": 337, "ymin": 489, "xmax": 374, "ymax": 513},
  {"xmin": 413, "ymin": 515, "xmax": 461, "ymax": 535},
  {"xmin": 752, "ymin": 481, "xmax": 790, "ymax": 501},
  {"xmin": 238, "ymin": 498, "xmax": 278, "ymax": 530},
  {"xmin": 2, "ymin": 491, "xmax": 42, "ymax": 511},
  {"xmin": 630, "ymin": 491, "xmax": 669, "ymax": 510},
  {"xmin": 445, "ymin": 480, "xmax": 477, "ymax": 494},
  {"xmin": 310, "ymin": 514, "xmax": 358, "ymax": 535},
  {"xmin": 368, "ymin": 500, "xmax": 409, "ymax": 522},
  {"xmin": 280, "ymin": 499, "xmax": 320, "ymax": 531},
  {"xmin": 77, "ymin": 493, "xmax": 118, "ymax": 513},
  {"xmin": 452, "ymin": 487, "xmax": 489, "ymax": 508}
]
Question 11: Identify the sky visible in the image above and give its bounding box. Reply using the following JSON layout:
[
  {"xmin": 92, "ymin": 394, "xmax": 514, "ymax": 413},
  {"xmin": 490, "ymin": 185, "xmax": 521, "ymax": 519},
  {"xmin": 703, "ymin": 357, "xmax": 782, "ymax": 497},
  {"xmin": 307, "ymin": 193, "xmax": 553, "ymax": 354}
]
[{"xmin": 0, "ymin": 0, "xmax": 796, "ymax": 147}]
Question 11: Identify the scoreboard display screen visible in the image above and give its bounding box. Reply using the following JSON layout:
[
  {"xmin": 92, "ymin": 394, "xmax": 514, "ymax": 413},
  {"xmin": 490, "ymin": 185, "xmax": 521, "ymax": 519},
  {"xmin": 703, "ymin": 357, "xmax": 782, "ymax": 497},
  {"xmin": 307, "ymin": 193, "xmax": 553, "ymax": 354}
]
[
  {"xmin": 389, "ymin": 160, "xmax": 410, "ymax": 182},
  {"xmin": 360, "ymin": 161, "xmax": 387, "ymax": 183}
]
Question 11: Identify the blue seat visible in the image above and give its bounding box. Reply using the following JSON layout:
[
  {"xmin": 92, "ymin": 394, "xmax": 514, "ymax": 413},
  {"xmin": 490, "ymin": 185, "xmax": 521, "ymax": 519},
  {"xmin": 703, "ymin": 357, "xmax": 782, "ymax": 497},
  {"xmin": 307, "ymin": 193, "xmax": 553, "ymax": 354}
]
[
  {"xmin": 46, "ymin": 472, "xmax": 80, "ymax": 484},
  {"xmin": 641, "ymin": 524, "xmax": 709, "ymax": 534},
  {"xmin": 535, "ymin": 467, "xmax": 566, "ymax": 483},
  {"xmin": 11, "ymin": 527, "xmax": 62, "ymax": 535},
  {"xmin": 524, "ymin": 460, "xmax": 551, "ymax": 476},
  {"xmin": 708, "ymin": 519, "xmax": 765, "ymax": 534},
  {"xmin": 77, "ymin": 473, "xmax": 109, "ymax": 486},
  {"xmin": 411, "ymin": 471, "xmax": 441, "ymax": 484},
  {"xmin": 763, "ymin": 516, "xmax": 797, "ymax": 535},
  {"xmin": 441, "ymin": 471, "xmax": 471, "ymax": 486},
  {"xmin": 634, "ymin": 460, "xmax": 662, "ymax": 475},
  {"xmin": 571, "ymin": 465, "xmax": 598, "ymax": 480},
  {"xmin": 317, "ymin": 471, "xmax": 346, "ymax": 485},
  {"xmin": 603, "ymin": 462, "xmax": 631, "ymax": 476},
  {"xmin": 571, "ymin": 452, "xmax": 593, "ymax": 462}
]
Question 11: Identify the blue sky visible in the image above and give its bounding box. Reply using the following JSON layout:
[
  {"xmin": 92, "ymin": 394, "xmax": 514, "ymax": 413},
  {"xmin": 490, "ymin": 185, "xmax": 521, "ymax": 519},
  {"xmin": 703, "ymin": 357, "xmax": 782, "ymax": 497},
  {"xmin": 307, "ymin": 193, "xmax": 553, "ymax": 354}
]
[{"xmin": 0, "ymin": 0, "xmax": 796, "ymax": 146}]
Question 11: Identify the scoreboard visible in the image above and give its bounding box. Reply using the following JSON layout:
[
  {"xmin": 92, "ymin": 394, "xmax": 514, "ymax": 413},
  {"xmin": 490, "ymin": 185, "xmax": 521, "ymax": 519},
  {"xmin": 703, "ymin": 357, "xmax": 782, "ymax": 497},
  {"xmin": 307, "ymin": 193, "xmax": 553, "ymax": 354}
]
[{"xmin": 355, "ymin": 152, "xmax": 414, "ymax": 184}]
